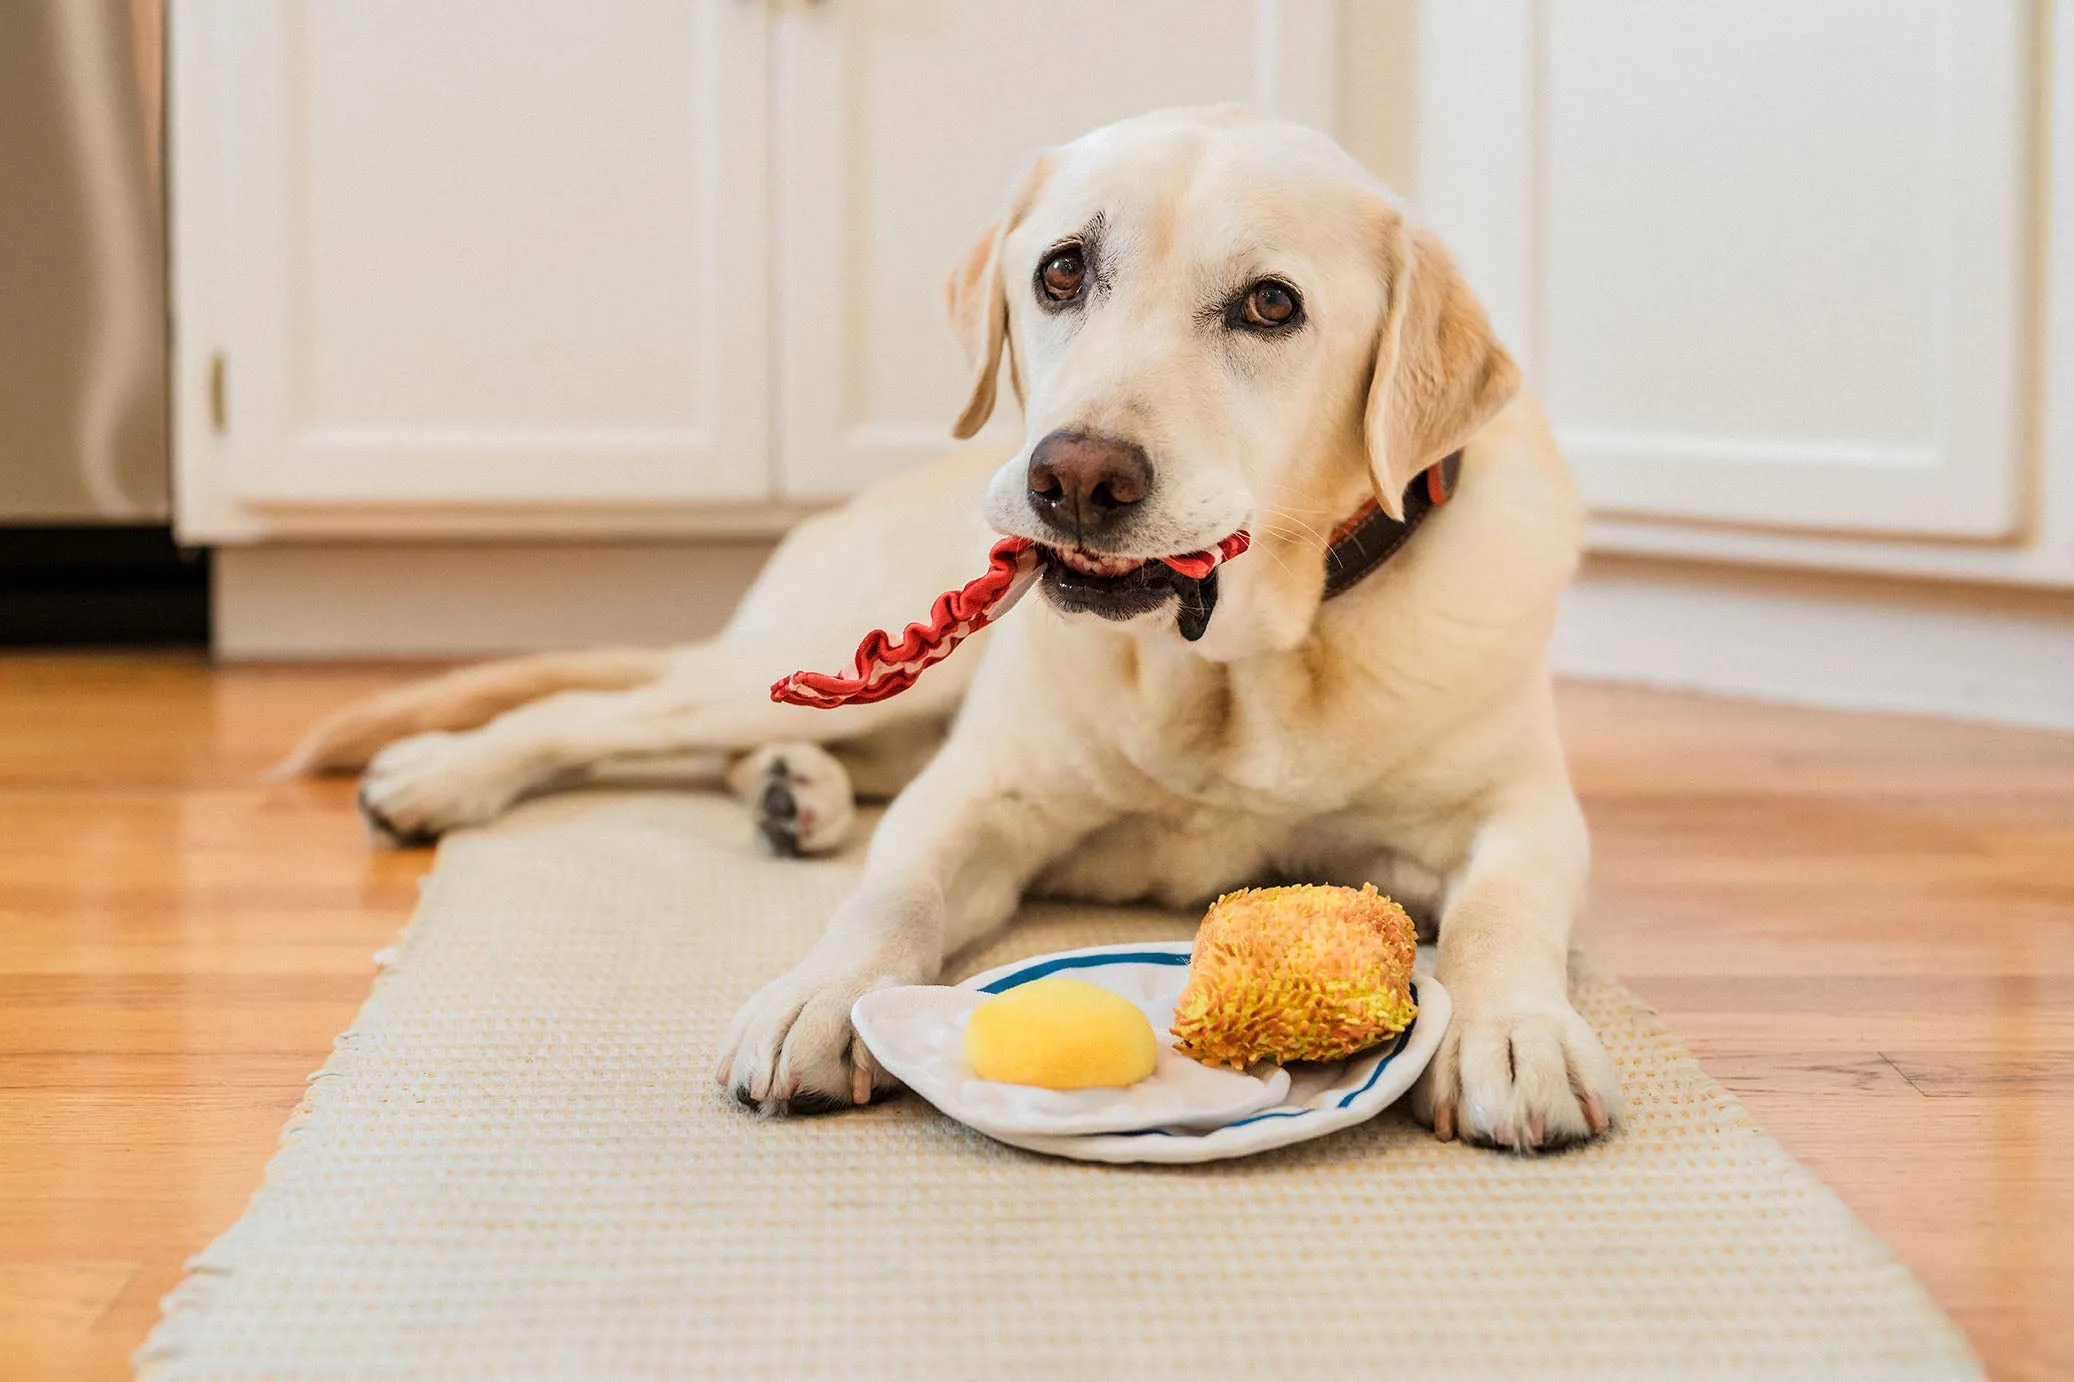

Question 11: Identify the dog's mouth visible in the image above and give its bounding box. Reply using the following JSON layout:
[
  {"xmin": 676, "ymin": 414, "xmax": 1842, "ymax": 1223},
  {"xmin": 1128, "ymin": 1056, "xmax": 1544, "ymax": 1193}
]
[{"xmin": 1036, "ymin": 545, "xmax": 1221, "ymax": 640}]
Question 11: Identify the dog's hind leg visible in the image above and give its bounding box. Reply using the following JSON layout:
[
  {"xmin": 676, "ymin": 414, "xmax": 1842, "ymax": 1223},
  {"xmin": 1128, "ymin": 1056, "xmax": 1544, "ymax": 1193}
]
[
  {"xmin": 353, "ymin": 641, "xmax": 968, "ymax": 846},
  {"xmin": 276, "ymin": 647, "xmax": 671, "ymax": 776}
]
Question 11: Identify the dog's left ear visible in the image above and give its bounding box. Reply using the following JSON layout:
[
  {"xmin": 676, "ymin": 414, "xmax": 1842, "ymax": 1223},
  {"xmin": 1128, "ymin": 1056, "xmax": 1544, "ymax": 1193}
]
[
  {"xmin": 1363, "ymin": 214, "xmax": 1521, "ymax": 519},
  {"xmin": 944, "ymin": 151, "xmax": 1055, "ymax": 439}
]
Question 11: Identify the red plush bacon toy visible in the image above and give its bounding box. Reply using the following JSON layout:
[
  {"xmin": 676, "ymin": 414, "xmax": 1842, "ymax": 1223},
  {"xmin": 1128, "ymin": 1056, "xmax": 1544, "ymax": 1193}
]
[{"xmin": 771, "ymin": 531, "xmax": 1251, "ymax": 709}]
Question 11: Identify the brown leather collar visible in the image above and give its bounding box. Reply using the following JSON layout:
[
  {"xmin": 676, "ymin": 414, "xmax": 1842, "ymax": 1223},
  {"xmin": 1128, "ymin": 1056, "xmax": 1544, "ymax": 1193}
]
[{"xmin": 1320, "ymin": 449, "xmax": 1463, "ymax": 601}]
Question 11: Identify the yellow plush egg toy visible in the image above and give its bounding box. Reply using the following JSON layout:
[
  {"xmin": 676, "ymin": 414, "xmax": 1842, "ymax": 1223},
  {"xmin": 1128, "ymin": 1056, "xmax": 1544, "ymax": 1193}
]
[
  {"xmin": 1170, "ymin": 883, "xmax": 1418, "ymax": 1068},
  {"xmin": 963, "ymin": 976, "xmax": 1159, "ymax": 1089}
]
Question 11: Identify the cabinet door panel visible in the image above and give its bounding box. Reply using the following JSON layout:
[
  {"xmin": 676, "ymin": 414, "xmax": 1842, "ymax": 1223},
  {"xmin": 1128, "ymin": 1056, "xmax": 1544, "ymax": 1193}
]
[
  {"xmin": 1421, "ymin": 0, "xmax": 2032, "ymax": 539},
  {"xmin": 189, "ymin": 0, "xmax": 767, "ymax": 514},
  {"xmin": 774, "ymin": 0, "xmax": 1337, "ymax": 499}
]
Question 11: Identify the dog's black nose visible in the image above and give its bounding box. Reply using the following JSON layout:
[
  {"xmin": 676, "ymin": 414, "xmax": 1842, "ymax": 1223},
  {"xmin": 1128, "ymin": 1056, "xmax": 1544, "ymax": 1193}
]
[{"xmin": 1026, "ymin": 431, "xmax": 1151, "ymax": 541}]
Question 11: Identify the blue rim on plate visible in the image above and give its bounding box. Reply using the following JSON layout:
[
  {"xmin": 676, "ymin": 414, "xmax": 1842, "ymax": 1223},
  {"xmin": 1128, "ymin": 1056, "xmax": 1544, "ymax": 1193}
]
[
  {"xmin": 1167, "ymin": 1018, "xmax": 1412, "ymax": 1130},
  {"xmin": 976, "ymin": 949, "xmax": 1193, "ymax": 992}
]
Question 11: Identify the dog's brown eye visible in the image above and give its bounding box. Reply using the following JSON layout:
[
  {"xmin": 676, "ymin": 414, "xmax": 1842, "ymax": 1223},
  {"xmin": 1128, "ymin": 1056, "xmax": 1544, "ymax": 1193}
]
[
  {"xmin": 1241, "ymin": 280, "xmax": 1300, "ymax": 328},
  {"xmin": 1039, "ymin": 246, "xmax": 1086, "ymax": 302}
]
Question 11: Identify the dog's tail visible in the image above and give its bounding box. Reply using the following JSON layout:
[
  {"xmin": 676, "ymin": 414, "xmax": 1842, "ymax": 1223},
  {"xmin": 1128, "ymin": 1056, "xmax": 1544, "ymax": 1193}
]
[{"xmin": 272, "ymin": 647, "xmax": 672, "ymax": 777}]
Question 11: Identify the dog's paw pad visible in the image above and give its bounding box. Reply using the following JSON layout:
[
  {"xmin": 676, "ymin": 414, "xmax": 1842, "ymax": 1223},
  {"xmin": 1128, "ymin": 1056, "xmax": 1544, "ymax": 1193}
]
[
  {"xmin": 758, "ymin": 758, "xmax": 804, "ymax": 855},
  {"xmin": 737, "ymin": 743, "xmax": 857, "ymax": 856}
]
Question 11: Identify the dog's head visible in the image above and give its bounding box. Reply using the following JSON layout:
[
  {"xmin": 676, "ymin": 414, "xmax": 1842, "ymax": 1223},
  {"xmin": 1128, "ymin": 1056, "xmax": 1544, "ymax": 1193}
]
[{"xmin": 949, "ymin": 107, "xmax": 1519, "ymax": 653}]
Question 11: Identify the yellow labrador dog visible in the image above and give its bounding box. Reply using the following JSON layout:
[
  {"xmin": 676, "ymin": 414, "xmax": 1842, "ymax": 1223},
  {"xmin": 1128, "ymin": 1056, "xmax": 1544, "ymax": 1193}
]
[{"xmin": 285, "ymin": 107, "xmax": 1621, "ymax": 1151}]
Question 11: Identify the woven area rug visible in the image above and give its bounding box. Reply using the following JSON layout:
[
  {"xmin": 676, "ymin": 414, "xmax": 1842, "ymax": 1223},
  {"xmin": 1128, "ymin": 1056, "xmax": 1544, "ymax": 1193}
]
[{"xmin": 138, "ymin": 790, "xmax": 1979, "ymax": 1381}]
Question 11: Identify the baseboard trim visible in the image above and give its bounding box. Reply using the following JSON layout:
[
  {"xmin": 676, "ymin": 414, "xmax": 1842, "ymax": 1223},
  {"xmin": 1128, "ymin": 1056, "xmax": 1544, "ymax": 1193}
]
[
  {"xmin": 213, "ymin": 541, "xmax": 774, "ymax": 660},
  {"xmin": 1555, "ymin": 556, "xmax": 2074, "ymax": 733}
]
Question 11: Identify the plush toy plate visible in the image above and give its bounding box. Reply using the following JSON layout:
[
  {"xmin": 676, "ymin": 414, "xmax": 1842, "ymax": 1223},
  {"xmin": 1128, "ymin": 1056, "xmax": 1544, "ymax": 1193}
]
[{"xmin": 850, "ymin": 941, "xmax": 1450, "ymax": 1165}]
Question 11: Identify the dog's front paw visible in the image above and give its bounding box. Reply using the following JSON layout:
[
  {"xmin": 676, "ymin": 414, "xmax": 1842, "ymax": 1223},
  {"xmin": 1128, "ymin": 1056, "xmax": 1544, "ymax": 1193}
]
[
  {"xmin": 356, "ymin": 731, "xmax": 527, "ymax": 846},
  {"xmin": 1411, "ymin": 994, "xmax": 1623, "ymax": 1152},
  {"xmin": 715, "ymin": 952, "xmax": 912, "ymax": 1116}
]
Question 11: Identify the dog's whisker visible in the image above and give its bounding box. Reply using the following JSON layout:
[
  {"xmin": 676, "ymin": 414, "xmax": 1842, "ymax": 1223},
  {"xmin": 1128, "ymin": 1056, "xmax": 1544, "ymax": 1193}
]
[
  {"xmin": 1251, "ymin": 520, "xmax": 1326, "ymax": 570},
  {"xmin": 1254, "ymin": 516, "xmax": 1323, "ymax": 542},
  {"xmin": 1255, "ymin": 505, "xmax": 1334, "ymax": 548},
  {"xmin": 1256, "ymin": 523, "xmax": 1320, "ymax": 550},
  {"xmin": 1249, "ymin": 542, "xmax": 1300, "ymax": 579}
]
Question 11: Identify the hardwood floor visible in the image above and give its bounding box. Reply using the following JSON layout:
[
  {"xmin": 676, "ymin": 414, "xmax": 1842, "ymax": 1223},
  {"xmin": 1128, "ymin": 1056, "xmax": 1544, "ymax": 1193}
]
[{"xmin": 2, "ymin": 653, "xmax": 2069, "ymax": 1381}]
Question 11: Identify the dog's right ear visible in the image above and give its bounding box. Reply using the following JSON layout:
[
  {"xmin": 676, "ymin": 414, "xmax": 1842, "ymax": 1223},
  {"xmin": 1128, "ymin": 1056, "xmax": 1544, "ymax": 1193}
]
[{"xmin": 945, "ymin": 151, "xmax": 1055, "ymax": 439}]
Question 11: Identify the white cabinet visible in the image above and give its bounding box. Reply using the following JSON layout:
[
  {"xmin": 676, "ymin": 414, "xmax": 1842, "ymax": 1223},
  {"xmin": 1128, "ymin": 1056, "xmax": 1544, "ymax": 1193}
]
[
  {"xmin": 772, "ymin": 0, "xmax": 1334, "ymax": 499},
  {"xmin": 172, "ymin": 0, "xmax": 1334, "ymax": 539},
  {"xmin": 1420, "ymin": 0, "xmax": 2036, "ymax": 543},
  {"xmin": 172, "ymin": 0, "xmax": 771, "ymax": 540}
]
